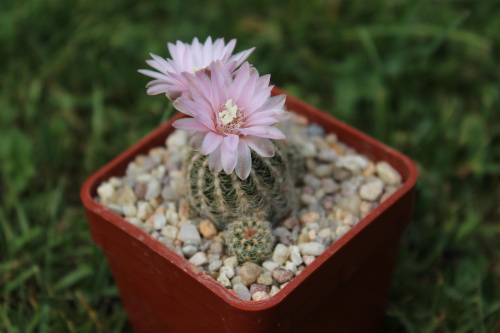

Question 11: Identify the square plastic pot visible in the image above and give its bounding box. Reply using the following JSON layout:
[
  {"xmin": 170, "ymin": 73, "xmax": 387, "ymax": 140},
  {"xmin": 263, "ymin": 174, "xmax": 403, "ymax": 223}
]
[{"xmin": 81, "ymin": 87, "xmax": 417, "ymax": 333}]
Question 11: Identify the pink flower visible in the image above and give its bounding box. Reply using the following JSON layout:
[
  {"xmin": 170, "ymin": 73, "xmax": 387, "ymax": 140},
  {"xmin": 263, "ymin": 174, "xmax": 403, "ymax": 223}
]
[
  {"xmin": 138, "ymin": 37, "xmax": 255, "ymax": 100},
  {"xmin": 172, "ymin": 61, "xmax": 287, "ymax": 179}
]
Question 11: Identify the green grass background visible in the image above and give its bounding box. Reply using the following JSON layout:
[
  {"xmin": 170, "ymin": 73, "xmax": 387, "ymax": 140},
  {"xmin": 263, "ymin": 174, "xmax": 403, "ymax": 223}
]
[{"xmin": 1, "ymin": 0, "xmax": 499, "ymax": 332}]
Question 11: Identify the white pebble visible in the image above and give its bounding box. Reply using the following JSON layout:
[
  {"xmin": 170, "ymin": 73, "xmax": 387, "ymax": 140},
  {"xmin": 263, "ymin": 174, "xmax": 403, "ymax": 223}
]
[
  {"xmin": 252, "ymin": 291, "xmax": 270, "ymax": 301},
  {"xmin": 302, "ymin": 255, "xmax": 316, "ymax": 266},
  {"xmin": 161, "ymin": 225, "xmax": 178, "ymax": 239},
  {"xmin": 153, "ymin": 214, "xmax": 167, "ymax": 230},
  {"xmin": 270, "ymin": 286, "xmax": 280, "ymax": 297},
  {"xmin": 136, "ymin": 201, "xmax": 153, "ymax": 220},
  {"xmin": 123, "ymin": 204, "xmax": 137, "ymax": 217},
  {"xmin": 314, "ymin": 164, "xmax": 333, "ymax": 178},
  {"xmin": 301, "ymin": 142, "xmax": 317, "ymax": 158},
  {"xmin": 189, "ymin": 252, "xmax": 208, "ymax": 266},
  {"xmin": 285, "ymin": 261, "xmax": 297, "ymax": 273},
  {"xmin": 298, "ymin": 242, "xmax": 326, "ymax": 256},
  {"xmin": 336, "ymin": 155, "xmax": 368, "ymax": 172},
  {"xmin": 262, "ymin": 261, "xmax": 279, "ymax": 273},
  {"xmin": 336, "ymin": 225, "xmax": 351, "ymax": 238},
  {"xmin": 217, "ymin": 273, "xmax": 231, "ymax": 288},
  {"xmin": 220, "ymin": 266, "xmax": 235, "ymax": 279},
  {"xmin": 304, "ymin": 174, "xmax": 321, "ymax": 189},
  {"xmin": 272, "ymin": 244, "xmax": 290, "ymax": 265},
  {"xmin": 145, "ymin": 179, "xmax": 161, "ymax": 200},
  {"xmin": 223, "ymin": 256, "xmax": 238, "ymax": 269},
  {"xmin": 290, "ymin": 246, "xmax": 303, "ymax": 266},
  {"xmin": 257, "ymin": 273, "xmax": 273, "ymax": 286},
  {"xmin": 359, "ymin": 178, "xmax": 384, "ymax": 201},
  {"xmin": 107, "ymin": 204, "xmax": 123, "ymax": 215},
  {"xmin": 376, "ymin": 162, "xmax": 402, "ymax": 185},
  {"xmin": 97, "ymin": 183, "xmax": 114, "ymax": 199}
]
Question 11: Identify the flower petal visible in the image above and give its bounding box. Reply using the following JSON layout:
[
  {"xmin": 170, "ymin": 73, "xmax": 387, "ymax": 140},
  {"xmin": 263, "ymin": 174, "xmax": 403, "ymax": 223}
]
[
  {"xmin": 229, "ymin": 47, "xmax": 256, "ymax": 67},
  {"xmin": 235, "ymin": 140, "xmax": 251, "ymax": 180},
  {"xmin": 190, "ymin": 131, "xmax": 207, "ymax": 151},
  {"xmin": 172, "ymin": 118, "xmax": 210, "ymax": 132},
  {"xmin": 223, "ymin": 134, "xmax": 239, "ymax": 152},
  {"xmin": 244, "ymin": 136, "xmax": 275, "ymax": 157},
  {"xmin": 209, "ymin": 145, "xmax": 223, "ymax": 173},
  {"xmin": 201, "ymin": 132, "xmax": 223, "ymax": 155},
  {"xmin": 221, "ymin": 139, "xmax": 238, "ymax": 174}
]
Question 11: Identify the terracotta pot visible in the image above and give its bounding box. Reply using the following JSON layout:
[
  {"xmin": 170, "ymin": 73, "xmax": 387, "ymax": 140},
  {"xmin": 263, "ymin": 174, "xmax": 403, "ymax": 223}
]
[{"xmin": 81, "ymin": 87, "xmax": 417, "ymax": 333}]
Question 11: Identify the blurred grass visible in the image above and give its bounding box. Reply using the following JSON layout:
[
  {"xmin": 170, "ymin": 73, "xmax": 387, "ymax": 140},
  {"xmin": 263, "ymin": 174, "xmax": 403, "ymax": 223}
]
[{"xmin": 1, "ymin": 0, "xmax": 499, "ymax": 331}]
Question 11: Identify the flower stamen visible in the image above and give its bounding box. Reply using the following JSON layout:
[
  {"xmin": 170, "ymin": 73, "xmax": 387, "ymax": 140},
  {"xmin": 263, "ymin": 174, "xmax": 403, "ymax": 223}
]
[{"xmin": 219, "ymin": 99, "xmax": 244, "ymax": 133}]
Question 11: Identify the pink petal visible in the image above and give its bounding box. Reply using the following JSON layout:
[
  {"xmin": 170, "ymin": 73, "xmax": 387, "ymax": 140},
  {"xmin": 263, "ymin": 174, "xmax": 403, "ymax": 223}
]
[
  {"xmin": 146, "ymin": 84, "xmax": 170, "ymax": 95},
  {"xmin": 202, "ymin": 36, "xmax": 213, "ymax": 66},
  {"xmin": 256, "ymin": 73, "xmax": 270, "ymax": 89},
  {"xmin": 229, "ymin": 47, "xmax": 256, "ymax": 67},
  {"xmin": 137, "ymin": 69, "xmax": 170, "ymax": 81},
  {"xmin": 190, "ymin": 131, "xmax": 207, "ymax": 150},
  {"xmin": 191, "ymin": 37, "xmax": 203, "ymax": 68},
  {"xmin": 172, "ymin": 118, "xmax": 210, "ymax": 132},
  {"xmin": 212, "ymin": 38, "xmax": 225, "ymax": 59},
  {"xmin": 244, "ymin": 85, "xmax": 273, "ymax": 113},
  {"xmin": 222, "ymin": 39, "xmax": 237, "ymax": 62},
  {"xmin": 235, "ymin": 140, "xmax": 251, "ymax": 180},
  {"xmin": 254, "ymin": 94, "xmax": 286, "ymax": 114},
  {"xmin": 235, "ymin": 70, "xmax": 258, "ymax": 110},
  {"xmin": 221, "ymin": 139, "xmax": 238, "ymax": 174},
  {"xmin": 173, "ymin": 98, "xmax": 195, "ymax": 116},
  {"xmin": 223, "ymin": 134, "xmax": 239, "ymax": 152},
  {"xmin": 243, "ymin": 113, "xmax": 280, "ymax": 127},
  {"xmin": 244, "ymin": 136, "xmax": 275, "ymax": 157},
  {"xmin": 228, "ymin": 62, "xmax": 250, "ymax": 101},
  {"xmin": 208, "ymin": 146, "xmax": 223, "ymax": 173},
  {"xmin": 201, "ymin": 132, "xmax": 223, "ymax": 155}
]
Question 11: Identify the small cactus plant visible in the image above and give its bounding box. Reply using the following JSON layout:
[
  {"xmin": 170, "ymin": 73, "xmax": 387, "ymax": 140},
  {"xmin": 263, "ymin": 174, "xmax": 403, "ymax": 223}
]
[
  {"xmin": 226, "ymin": 217, "xmax": 274, "ymax": 263},
  {"xmin": 183, "ymin": 143, "xmax": 294, "ymax": 229}
]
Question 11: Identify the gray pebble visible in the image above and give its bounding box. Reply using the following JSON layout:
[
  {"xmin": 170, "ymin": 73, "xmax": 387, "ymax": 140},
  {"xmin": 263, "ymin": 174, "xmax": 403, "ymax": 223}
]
[
  {"xmin": 182, "ymin": 245, "xmax": 198, "ymax": 258},
  {"xmin": 208, "ymin": 259, "xmax": 222, "ymax": 272},
  {"xmin": 179, "ymin": 223, "xmax": 201, "ymax": 244},
  {"xmin": 318, "ymin": 149, "xmax": 338, "ymax": 162},
  {"xmin": 308, "ymin": 124, "xmax": 325, "ymax": 137},
  {"xmin": 233, "ymin": 283, "xmax": 252, "ymax": 301},
  {"xmin": 189, "ymin": 252, "xmax": 208, "ymax": 266}
]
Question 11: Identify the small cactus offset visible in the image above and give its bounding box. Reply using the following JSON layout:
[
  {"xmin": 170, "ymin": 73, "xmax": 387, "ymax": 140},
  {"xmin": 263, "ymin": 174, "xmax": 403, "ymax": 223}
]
[
  {"xmin": 226, "ymin": 217, "xmax": 274, "ymax": 263},
  {"xmin": 183, "ymin": 143, "xmax": 294, "ymax": 229}
]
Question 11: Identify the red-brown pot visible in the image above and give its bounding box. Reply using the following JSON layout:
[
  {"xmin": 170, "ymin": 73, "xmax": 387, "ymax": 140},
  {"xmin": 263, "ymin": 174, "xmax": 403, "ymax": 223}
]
[{"xmin": 81, "ymin": 87, "xmax": 417, "ymax": 332}]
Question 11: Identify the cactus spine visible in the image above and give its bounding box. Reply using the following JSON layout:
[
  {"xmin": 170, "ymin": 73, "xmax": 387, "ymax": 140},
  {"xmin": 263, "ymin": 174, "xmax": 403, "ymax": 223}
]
[
  {"xmin": 226, "ymin": 217, "xmax": 274, "ymax": 263},
  {"xmin": 183, "ymin": 143, "xmax": 294, "ymax": 229}
]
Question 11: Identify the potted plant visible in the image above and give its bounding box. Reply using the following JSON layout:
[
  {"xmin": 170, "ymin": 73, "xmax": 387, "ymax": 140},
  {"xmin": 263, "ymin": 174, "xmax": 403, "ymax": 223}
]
[{"xmin": 81, "ymin": 37, "xmax": 417, "ymax": 332}]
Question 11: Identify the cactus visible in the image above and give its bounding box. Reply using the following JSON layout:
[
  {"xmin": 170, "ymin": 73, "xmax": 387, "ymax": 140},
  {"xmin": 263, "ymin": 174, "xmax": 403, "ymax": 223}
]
[
  {"xmin": 225, "ymin": 217, "xmax": 274, "ymax": 263},
  {"xmin": 183, "ymin": 142, "xmax": 294, "ymax": 229}
]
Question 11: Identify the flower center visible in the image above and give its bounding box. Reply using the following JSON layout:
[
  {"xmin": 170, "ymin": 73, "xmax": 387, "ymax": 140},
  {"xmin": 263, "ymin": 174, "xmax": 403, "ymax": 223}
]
[{"xmin": 218, "ymin": 99, "xmax": 244, "ymax": 132}]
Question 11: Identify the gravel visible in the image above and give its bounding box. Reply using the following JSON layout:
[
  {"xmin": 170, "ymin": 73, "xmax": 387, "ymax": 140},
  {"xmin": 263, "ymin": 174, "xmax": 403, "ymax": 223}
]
[{"xmin": 95, "ymin": 112, "xmax": 402, "ymax": 301}]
